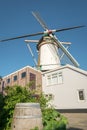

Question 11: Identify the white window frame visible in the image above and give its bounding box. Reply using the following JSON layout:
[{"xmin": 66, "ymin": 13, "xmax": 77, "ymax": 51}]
[
  {"xmin": 51, "ymin": 73, "xmax": 58, "ymax": 85},
  {"xmin": 45, "ymin": 93, "xmax": 54, "ymax": 100},
  {"xmin": 58, "ymin": 72, "xmax": 63, "ymax": 84},
  {"xmin": 47, "ymin": 75, "xmax": 51, "ymax": 86},
  {"xmin": 46, "ymin": 71, "xmax": 63, "ymax": 86},
  {"xmin": 77, "ymin": 89, "xmax": 85, "ymax": 101}
]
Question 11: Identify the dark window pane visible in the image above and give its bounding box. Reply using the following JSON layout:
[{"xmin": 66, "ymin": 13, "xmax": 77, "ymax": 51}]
[
  {"xmin": 7, "ymin": 78, "xmax": 10, "ymax": 83},
  {"xmin": 30, "ymin": 73, "xmax": 36, "ymax": 90},
  {"xmin": 2, "ymin": 81, "xmax": 4, "ymax": 90},
  {"xmin": 21, "ymin": 72, "xmax": 26, "ymax": 78},
  {"xmin": 79, "ymin": 90, "xmax": 85, "ymax": 100},
  {"xmin": 14, "ymin": 75, "xmax": 17, "ymax": 81}
]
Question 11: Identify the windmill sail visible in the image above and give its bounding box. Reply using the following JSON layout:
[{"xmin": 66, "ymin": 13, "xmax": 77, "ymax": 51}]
[
  {"xmin": 32, "ymin": 11, "xmax": 48, "ymax": 30},
  {"xmin": 51, "ymin": 36, "xmax": 79, "ymax": 67},
  {"xmin": 0, "ymin": 11, "xmax": 85, "ymax": 71}
]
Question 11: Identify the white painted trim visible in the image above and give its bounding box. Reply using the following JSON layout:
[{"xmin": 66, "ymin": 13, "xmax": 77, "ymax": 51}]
[
  {"xmin": 42, "ymin": 64, "xmax": 87, "ymax": 76},
  {"xmin": 3, "ymin": 66, "xmax": 41, "ymax": 78}
]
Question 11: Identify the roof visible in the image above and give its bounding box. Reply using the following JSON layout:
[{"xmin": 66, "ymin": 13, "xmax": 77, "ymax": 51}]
[
  {"xmin": 42, "ymin": 64, "xmax": 87, "ymax": 76},
  {"xmin": 3, "ymin": 65, "xmax": 41, "ymax": 78},
  {"xmin": 2, "ymin": 64, "xmax": 87, "ymax": 79}
]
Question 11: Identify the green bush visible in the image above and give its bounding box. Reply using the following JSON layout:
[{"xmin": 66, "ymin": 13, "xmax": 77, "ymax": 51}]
[
  {"xmin": 0, "ymin": 85, "xmax": 68, "ymax": 130},
  {"xmin": 0, "ymin": 85, "xmax": 38, "ymax": 130},
  {"xmin": 42, "ymin": 108, "xmax": 67, "ymax": 130}
]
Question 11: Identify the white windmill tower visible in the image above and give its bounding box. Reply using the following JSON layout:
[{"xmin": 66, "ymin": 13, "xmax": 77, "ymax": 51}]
[
  {"xmin": 25, "ymin": 35, "xmax": 71, "ymax": 71},
  {"xmin": 0, "ymin": 12, "xmax": 85, "ymax": 72}
]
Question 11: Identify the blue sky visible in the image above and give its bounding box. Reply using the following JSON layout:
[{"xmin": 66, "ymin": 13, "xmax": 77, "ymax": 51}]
[{"xmin": 0, "ymin": 0, "xmax": 87, "ymax": 76}]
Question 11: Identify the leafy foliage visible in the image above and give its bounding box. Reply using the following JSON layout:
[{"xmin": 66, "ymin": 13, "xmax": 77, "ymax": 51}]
[
  {"xmin": 30, "ymin": 126, "xmax": 39, "ymax": 130},
  {"xmin": 42, "ymin": 108, "xmax": 67, "ymax": 130},
  {"xmin": 0, "ymin": 85, "xmax": 37, "ymax": 130},
  {"xmin": 0, "ymin": 85, "xmax": 68, "ymax": 130}
]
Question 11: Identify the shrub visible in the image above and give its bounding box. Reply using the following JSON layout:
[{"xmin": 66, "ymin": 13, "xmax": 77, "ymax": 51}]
[{"xmin": 0, "ymin": 85, "xmax": 68, "ymax": 130}]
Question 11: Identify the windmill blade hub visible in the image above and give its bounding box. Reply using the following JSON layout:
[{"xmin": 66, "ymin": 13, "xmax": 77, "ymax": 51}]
[{"xmin": 44, "ymin": 29, "xmax": 56, "ymax": 35}]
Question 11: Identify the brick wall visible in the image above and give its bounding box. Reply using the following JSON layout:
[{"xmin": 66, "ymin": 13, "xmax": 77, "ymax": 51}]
[{"xmin": 0, "ymin": 66, "xmax": 42, "ymax": 94}]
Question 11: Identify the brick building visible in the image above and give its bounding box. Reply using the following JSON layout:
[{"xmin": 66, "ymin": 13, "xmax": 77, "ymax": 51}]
[{"xmin": 0, "ymin": 66, "xmax": 42, "ymax": 94}]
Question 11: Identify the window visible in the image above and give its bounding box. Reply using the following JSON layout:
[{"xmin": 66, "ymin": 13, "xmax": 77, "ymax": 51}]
[
  {"xmin": 14, "ymin": 75, "xmax": 17, "ymax": 81},
  {"xmin": 46, "ymin": 72, "xmax": 63, "ymax": 86},
  {"xmin": 78, "ymin": 90, "xmax": 85, "ymax": 101},
  {"xmin": 21, "ymin": 72, "xmax": 26, "ymax": 78},
  {"xmin": 30, "ymin": 73, "xmax": 36, "ymax": 89},
  {"xmin": 2, "ymin": 81, "xmax": 4, "ymax": 90},
  {"xmin": 52, "ymin": 73, "xmax": 58, "ymax": 85},
  {"xmin": 47, "ymin": 75, "xmax": 51, "ymax": 85},
  {"xmin": 7, "ymin": 78, "xmax": 10, "ymax": 83},
  {"xmin": 45, "ymin": 94, "xmax": 54, "ymax": 100},
  {"xmin": 58, "ymin": 72, "xmax": 63, "ymax": 84}
]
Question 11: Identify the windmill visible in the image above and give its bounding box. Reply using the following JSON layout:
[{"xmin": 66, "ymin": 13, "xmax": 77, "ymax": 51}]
[{"xmin": 0, "ymin": 12, "xmax": 85, "ymax": 71}]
